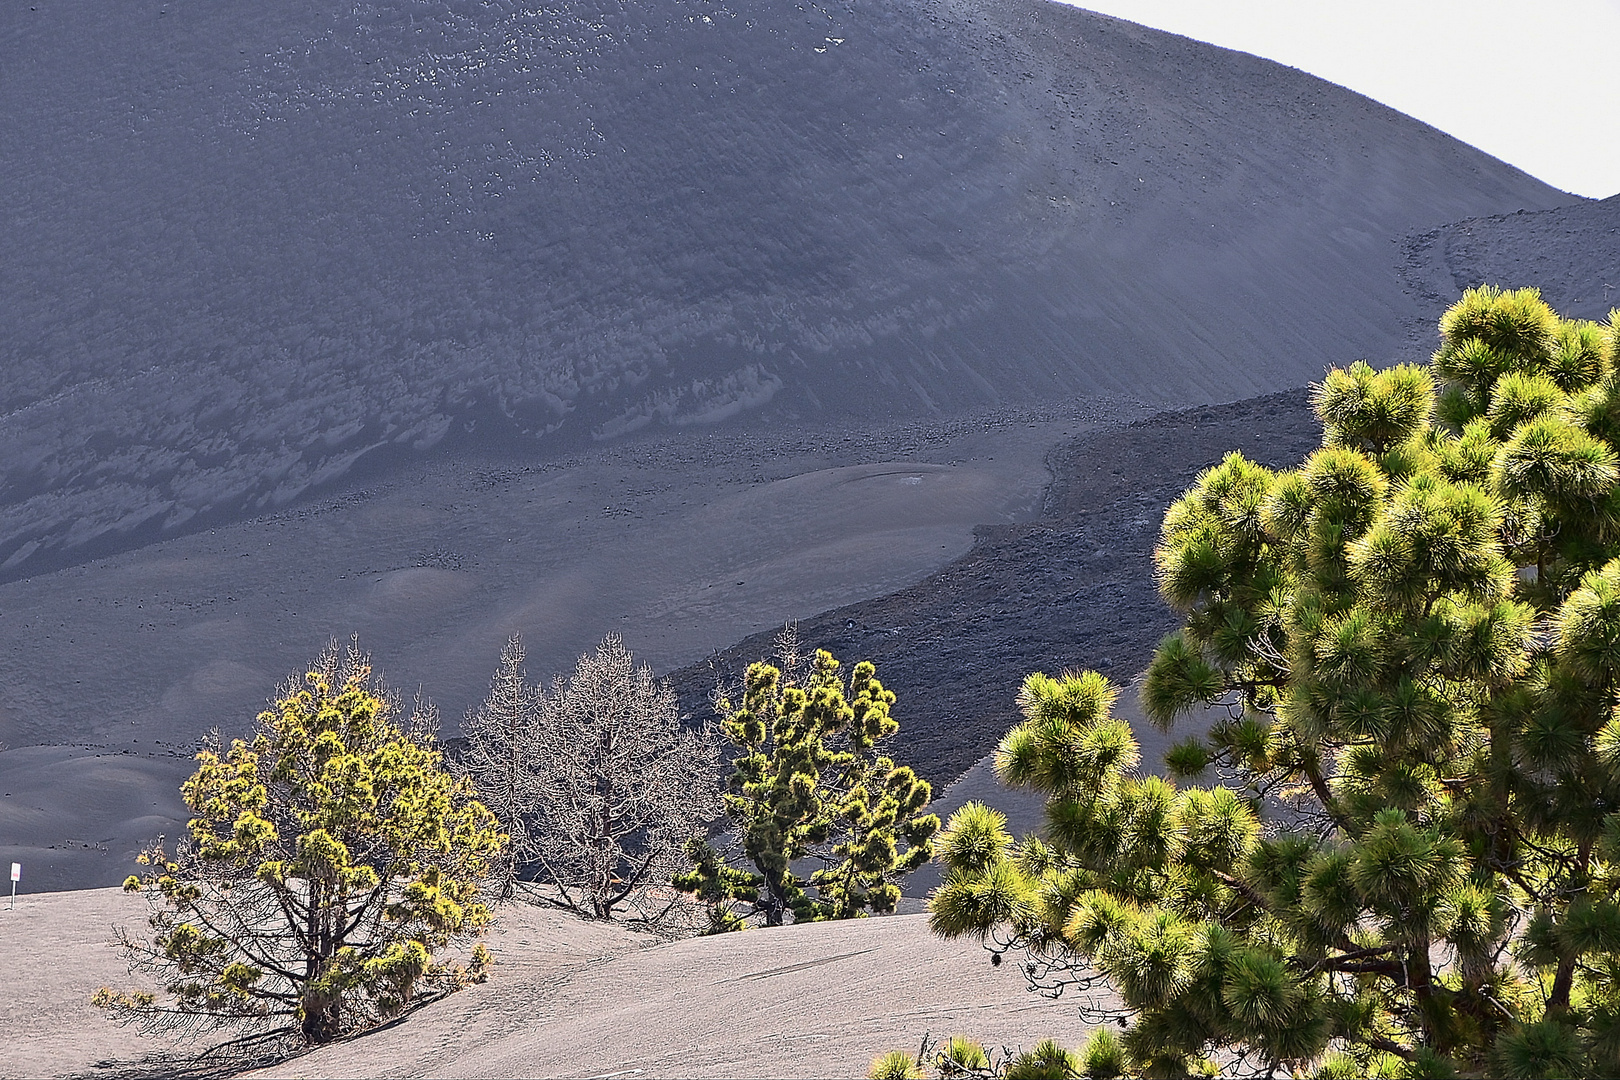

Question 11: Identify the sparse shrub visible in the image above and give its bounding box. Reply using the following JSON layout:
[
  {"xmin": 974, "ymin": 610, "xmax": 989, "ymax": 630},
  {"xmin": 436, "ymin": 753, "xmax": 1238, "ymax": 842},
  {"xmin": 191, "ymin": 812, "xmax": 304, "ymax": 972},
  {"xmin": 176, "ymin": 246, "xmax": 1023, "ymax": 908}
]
[
  {"xmin": 1076, "ymin": 1028, "xmax": 1124, "ymax": 1079},
  {"xmin": 936, "ymin": 1034, "xmax": 991, "ymax": 1075},
  {"xmin": 1004, "ymin": 1038, "xmax": 1081, "ymax": 1080},
  {"xmin": 96, "ymin": 638, "xmax": 503, "ymax": 1045},
  {"xmin": 870, "ymin": 1030, "xmax": 1130, "ymax": 1079},
  {"xmin": 870, "ymin": 1049, "xmax": 927, "ymax": 1080}
]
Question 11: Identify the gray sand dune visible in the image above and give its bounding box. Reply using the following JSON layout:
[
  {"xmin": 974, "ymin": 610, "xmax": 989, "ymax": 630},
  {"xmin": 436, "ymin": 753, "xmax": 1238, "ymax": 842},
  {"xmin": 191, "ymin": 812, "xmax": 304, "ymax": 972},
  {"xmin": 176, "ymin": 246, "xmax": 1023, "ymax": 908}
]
[{"xmin": 0, "ymin": 887, "xmax": 1106, "ymax": 1080}]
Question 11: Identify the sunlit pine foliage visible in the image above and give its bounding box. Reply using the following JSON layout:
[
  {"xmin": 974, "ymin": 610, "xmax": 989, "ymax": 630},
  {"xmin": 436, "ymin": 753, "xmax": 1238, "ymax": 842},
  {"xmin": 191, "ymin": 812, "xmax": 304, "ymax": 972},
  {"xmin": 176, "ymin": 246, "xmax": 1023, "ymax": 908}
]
[
  {"xmin": 928, "ymin": 288, "xmax": 1620, "ymax": 1076},
  {"xmin": 676, "ymin": 627, "xmax": 939, "ymax": 928}
]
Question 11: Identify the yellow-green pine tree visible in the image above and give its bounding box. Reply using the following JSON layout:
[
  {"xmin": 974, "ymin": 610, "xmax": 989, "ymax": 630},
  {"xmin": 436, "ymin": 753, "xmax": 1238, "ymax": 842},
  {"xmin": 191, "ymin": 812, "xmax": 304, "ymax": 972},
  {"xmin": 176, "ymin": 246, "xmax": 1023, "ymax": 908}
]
[
  {"xmin": 98, "ymin": 639, "xmax": 505, "ymax": 1044},
  {"xmin": 678, "ymin": 634, "xmax": 937, "ymax": 928}
]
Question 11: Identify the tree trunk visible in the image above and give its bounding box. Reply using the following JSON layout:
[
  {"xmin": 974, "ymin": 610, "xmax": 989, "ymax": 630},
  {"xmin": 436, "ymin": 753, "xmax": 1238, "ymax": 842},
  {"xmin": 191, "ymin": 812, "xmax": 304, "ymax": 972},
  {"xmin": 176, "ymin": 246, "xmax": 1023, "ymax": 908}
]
[
  {"xmin": 500, "ymin": 734, "xmax": 518, "ymax": 901},
  {"xmin": 1551, "ymin": 841, "xmax": 1595, "ymax": 1013},
  {"xmin": 1409, "ymin": 934, "xmax": 1442, "ymax": 1046},
  {"xmin": 1548, "ymin": 954, "xmax": 1576, "ymax": 1013},
  {"xmin": 590, "ymin": 728, "xmax": 616, "ymax": 920},
  {"xmin": 301, "ymin": 881, "xmax": 343, "ymax": 1042},
  {"xmin": 300, "ymin": 984, "xmax": 343, "ymax": 1043},
  {"xmin": 762, "ymin": 874, "xmax": 788, "ymax": 927}
]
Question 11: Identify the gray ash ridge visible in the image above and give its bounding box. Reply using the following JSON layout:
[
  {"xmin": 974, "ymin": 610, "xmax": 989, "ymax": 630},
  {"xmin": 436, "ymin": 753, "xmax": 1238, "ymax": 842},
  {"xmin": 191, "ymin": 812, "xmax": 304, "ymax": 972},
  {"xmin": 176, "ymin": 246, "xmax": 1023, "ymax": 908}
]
[{"xmin": 1400, "ymin": 193, "xmax": 1620, "ymax": 331}]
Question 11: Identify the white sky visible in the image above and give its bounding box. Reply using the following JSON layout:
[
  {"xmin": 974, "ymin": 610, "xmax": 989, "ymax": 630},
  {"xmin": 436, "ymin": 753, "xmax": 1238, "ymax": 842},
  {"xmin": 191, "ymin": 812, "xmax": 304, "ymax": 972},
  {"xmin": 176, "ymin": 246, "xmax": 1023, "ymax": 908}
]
[{"xmin": 1057, "ymin": 1, "xmax": 1620, "ymax": 199}]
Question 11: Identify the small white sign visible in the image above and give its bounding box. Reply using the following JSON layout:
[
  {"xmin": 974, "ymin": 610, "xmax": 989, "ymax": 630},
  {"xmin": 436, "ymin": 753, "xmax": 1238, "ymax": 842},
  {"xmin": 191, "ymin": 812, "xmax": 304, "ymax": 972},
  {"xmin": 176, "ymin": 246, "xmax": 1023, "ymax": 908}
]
[{"xmin": 9, "ymin": 862, "xmax": 18, "ymax": 882}]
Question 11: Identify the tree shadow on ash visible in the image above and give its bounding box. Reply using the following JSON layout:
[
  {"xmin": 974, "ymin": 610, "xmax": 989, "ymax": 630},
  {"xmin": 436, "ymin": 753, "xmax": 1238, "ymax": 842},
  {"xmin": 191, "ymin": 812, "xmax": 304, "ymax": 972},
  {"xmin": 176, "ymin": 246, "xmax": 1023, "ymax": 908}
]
[
  {"xmin": 72, "ymin": 1024, "xmax": 305, "ymax": 1080},
  {"xmin": 73, "ymin": 994, "xmax": 452, "ymax": 1080},
  {"xmin": 75, "ymin": 1045, "xmax": 289, "ymax": 1080}
]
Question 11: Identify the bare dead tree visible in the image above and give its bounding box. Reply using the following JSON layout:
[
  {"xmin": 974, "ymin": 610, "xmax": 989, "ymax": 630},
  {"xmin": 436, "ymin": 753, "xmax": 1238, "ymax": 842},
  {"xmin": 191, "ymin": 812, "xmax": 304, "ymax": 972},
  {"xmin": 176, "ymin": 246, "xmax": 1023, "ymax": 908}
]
[
  {"xmin": 454, "ymin": 635, "xmax": 539, "ymax": 899},
  {"xmin": 459, "ymin": 633, "xmax": 721, "ymax": 927},
  {"xmin": 530, "ymin": 635, "xmax": 721, "ymax": 923}
]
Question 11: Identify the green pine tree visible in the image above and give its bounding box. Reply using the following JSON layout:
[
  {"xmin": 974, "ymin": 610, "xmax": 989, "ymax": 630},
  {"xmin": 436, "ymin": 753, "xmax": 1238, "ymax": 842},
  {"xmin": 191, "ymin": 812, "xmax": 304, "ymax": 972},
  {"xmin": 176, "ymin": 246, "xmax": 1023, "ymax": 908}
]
[
  {"xmin": 930, "ymin": 288, "xmax": 1620, "ymax": 1077},
  {"xmin": 676, "ymin": 629, "xmax": 939, "ymax": 928}
]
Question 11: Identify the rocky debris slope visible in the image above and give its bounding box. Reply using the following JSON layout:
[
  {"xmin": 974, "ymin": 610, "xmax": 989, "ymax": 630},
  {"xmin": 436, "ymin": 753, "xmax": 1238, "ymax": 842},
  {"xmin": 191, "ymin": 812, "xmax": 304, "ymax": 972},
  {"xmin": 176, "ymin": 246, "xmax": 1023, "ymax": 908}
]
[{"xmin": 1401, "ymin": 193, "xmax": 1620, "ymax": 327}]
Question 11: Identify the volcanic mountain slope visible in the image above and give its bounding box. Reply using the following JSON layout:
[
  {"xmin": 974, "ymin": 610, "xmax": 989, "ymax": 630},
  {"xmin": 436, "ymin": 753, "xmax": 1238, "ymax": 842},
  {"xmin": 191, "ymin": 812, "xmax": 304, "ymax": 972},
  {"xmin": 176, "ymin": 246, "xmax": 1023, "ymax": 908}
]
[
  {"xmin": 674, "ymin": 189, "xmax": 1620, "ymax": 812},
  {"xmin": 0, "ymin": 0, "xmax": 1571, "ymax": 579}
]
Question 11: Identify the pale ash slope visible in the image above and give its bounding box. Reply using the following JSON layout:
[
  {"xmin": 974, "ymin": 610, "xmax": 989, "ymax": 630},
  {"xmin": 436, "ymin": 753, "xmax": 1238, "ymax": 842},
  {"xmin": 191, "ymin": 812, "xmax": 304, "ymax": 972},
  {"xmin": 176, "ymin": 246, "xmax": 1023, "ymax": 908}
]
[
  {"xmin": 248, "ymin": 912, "xmax": 1093, "ymax": 1080},
  {"xmin": 0, "ymin": 888, "xmax": 1096, "ymax": 1080},
  {"xmin": 0, "ymin": 0, "xmax": 1569, "ymax": 578},
  {"xmin": 0, "ymin": 887, "xmax": 643, "ymax": 1079}
]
